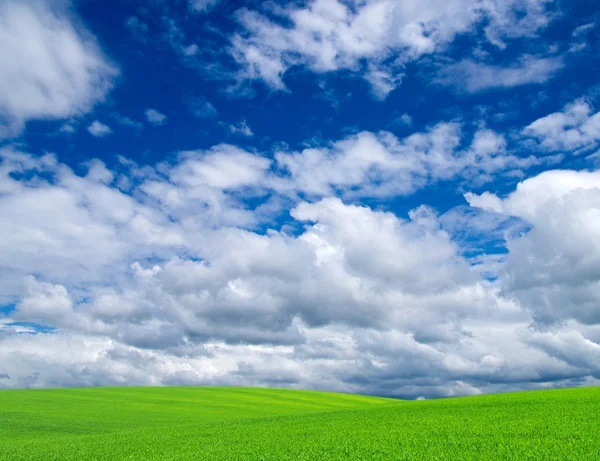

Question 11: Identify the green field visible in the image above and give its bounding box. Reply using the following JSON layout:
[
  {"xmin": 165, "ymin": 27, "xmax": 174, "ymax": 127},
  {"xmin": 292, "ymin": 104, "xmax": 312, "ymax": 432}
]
[{"xmin": 0, "ymin": 386, "xmax": 598, "ymax": 460}]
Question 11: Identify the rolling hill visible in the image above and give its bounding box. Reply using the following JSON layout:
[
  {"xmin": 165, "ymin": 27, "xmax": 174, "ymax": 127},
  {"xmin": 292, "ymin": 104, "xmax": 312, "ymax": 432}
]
[{"xmin": 0, "ymin": 386, "xmax": 598, "ymax": 460}]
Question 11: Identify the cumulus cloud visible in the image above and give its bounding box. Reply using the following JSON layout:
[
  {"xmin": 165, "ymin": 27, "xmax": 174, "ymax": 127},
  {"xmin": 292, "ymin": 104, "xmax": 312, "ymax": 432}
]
[
  {"xmin": 1, "ymin": 134, "xmax": 600, "ymax": 397},
  {"xmin": 2, "ymin": 93, "xmax": 600, "ymax": 397},
  {"xmin": 117, "ymin": 121, "xmax": 550, "ymax": 201},
  {"xmin": 169, "ymin": 145, "xmax": 270, "ymax": 189},
  {"xmin": 229, "ymin": 0, "xmax": 556, "ymax": 97},
  {"xmin": 0, "ymin": 0, "xmax": 117, "ymax": 138},
  {"xmin": 14, "ymin": 277, "xmax": 74, "ymax": 325},
  {"xmin": 466, "ymin": 169, "xmax": 600, "ymax": 326},
  {"xmin": 271, "ymin": 124, "xmax": 550, "ymax": 197},
  {"xmin": 523, "ymin": 99, "xmax": 600, "ymax": 153}
]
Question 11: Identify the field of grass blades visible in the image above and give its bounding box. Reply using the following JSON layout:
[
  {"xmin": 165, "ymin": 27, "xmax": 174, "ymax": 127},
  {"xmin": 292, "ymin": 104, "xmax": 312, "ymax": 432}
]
[{"xmin": 0, "ymin": 386, "xmax": 598, "ymax": 460}]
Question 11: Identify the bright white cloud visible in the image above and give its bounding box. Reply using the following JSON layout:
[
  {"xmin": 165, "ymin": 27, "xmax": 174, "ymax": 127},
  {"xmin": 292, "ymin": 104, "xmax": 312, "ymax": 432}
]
[
  {"xmin": 230, "ymin": 0, "xmax": 556, "ymax": 97},
  {"xmin": 73, "ymin": 118, "xmax": 556, "ymax": 202},
  {"xmin": 2, "ymin": 92, "xmax": 600, "ymax": 396},
  {"xmin": 169, "ymin": 145, "xmax": 270, "ymax": 189},
  {"xmin": 145, "ymin": 108, "xmax": 167, "ymax": 126},
  {"xmin": 523, "ymin": 99, "xmax": 600, "ymax": 153},
  {"xmin": 271, "ymin": 124, "xmax": 550, "ymax": 197},
  {"xmin": 466, "ymin": 168, "xmax": 600, "ymax": 326},
  {"xmin": 1, "ymin": 137, "xmax": 599, "ymax": 396},
  {"xmin": 0, "ymin": 0, "xmax": 117, "ymax": 138}
]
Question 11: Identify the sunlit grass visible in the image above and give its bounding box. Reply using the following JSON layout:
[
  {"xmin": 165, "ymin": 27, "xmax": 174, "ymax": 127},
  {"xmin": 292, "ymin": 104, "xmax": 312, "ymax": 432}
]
[{"xmin": 0, "ymin": 386, "xmax": 598, "ymax": 460}]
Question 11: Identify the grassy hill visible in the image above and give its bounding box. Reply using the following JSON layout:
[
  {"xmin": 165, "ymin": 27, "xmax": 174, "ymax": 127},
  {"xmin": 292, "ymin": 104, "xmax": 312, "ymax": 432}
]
[{"xmin": 0, "ymin": 386, "xmax": 598, "ymax": 460}]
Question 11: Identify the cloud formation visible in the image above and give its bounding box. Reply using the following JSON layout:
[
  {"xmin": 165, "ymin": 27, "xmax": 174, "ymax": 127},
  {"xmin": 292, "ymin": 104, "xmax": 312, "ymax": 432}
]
[
  {"xmin": 1, "ymin": 106, "xmax": 600, "ymax": 396},
  {"xmin": 466, "ymin": 168, "xmax": 600, "ymax": 326},
  {"xmin": 523, "ymin": 99, "xmax": 600, "ymax": 153},
  {"xmin": 0, "ymin": 0, "xmax": 117, "ymax": 138},
  {"xmin": 229, "ymin": 0, "xmax": 556, "ymax": 97}
]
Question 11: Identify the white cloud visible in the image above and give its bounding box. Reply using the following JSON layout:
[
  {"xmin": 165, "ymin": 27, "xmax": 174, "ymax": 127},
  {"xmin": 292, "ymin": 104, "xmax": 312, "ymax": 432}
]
[
  {"xmin": 228, "ymin": 119, "xmax": 253, "ymax": 137},
  {"xmin": 463, "ymin": 191, "xmax": 504, "ymax": 213},
  {"xmin": 169, "ymin": 145, "xmax": 270, "ymax": 190},
  {"xmin": 0, "ymin": 149, "xmax": 183, "ymax": 296},
  {"xmin": 87, "ymin": 120, "xmax": 112, "ymax": 137},
  {"xmin": 0, "ymin": 0, "xmax": 117, "ymax": 138},
  {"xmin": 365, "ymin": 67, "xmax": 403, "ymax": 100},
  {"xmin": 523, "ymin": 99, "xmax": 600, "ymax": 153},
  {"xmin": 229, "ymin": 0, "xmax": 556, "ymax": 97},
  {"xmin": 271, "ymin": 125, "xmax": 548, "ymax": 198},
  {"xmin": 572, "ymin": 22, "xmax": 595, "ymax": 37},
  {"xmin": 2, "ymin": 107, "xmax": 600, "ymax": 395},
  {"xmin": 145, "ymin": 109, "xmax": 167, "ymax": 126},
  {"xmin": 437, "ymin": 55, "xmax": 564, "ymax": 93},
  {"xmin": 59, "ymin": 120, "xmax": 78, "ymax": 134},
  {"xmin": 0, "ymin": 151, "xmax": 520, "ymax": 393},
  {"xmin": 71, "ymin": 119, "xmax": 550, "ymax": 203},
  {"xmin": 14, "ymin": 277, "xmax": 74, "ymax": 325},
  {"xmin": 466, "ymin": 169, "xmax": 600, "ymax": 326}
]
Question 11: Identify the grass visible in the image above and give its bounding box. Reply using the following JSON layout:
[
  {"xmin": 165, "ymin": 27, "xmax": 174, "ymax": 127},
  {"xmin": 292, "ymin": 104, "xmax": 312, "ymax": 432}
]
[{"xmin": 0, "ymin": 386, "xmax": 598, "ymax": 460}]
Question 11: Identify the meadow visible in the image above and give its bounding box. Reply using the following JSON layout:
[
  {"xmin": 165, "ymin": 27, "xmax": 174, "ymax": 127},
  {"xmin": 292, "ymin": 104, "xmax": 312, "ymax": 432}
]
[{"xmin": 0, "ymin": 386, "xmax": 598, "ymax": 460}]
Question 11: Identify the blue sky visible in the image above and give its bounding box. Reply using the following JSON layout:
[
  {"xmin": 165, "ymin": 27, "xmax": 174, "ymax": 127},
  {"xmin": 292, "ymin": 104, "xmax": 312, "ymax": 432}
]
[
  {"xmin": 0, "ymin": 0, "xmax": 600, "ymax": 398},
  {"xmin": 17, "ymin": 0, "xmax": 600, "ymax": 213}
]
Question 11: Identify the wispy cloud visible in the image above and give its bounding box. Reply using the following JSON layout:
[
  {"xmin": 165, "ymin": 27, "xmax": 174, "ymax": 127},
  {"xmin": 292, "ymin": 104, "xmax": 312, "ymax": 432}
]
[
  {"xmin": 0, "ymin": 0, "xmax": 117, "ymax": 139},
  {"xmin": 87, "ymin": 120, "xmax": 112, "ymax": 137},
  {"xmin": 229, "ymin": 0, "xmax": 557, "ymax": 97},
  {"xmin": 189, "ymin": 0, "xmax": 221, "ymax": 13},
  {"xmin": 227, "ymin": 119, "xmax": 253, "ymax": 137},
  {"xmin": 187, "ymin": 97, "xmax": 218, "ymax": 119},
  {"xmin": 145, "ymin": 109, "xmax": 167, "ymax": 126},
  {"xmin": 124, "ymin": 16, "xmax": 149, "ymax": 43},
  {"xmin": 113, "ymin": 114, "xmax": 144, "ymax": 130},
  {"xmin": 437, "ymin": 55, "xmax": 564, "ymax": 92}
]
